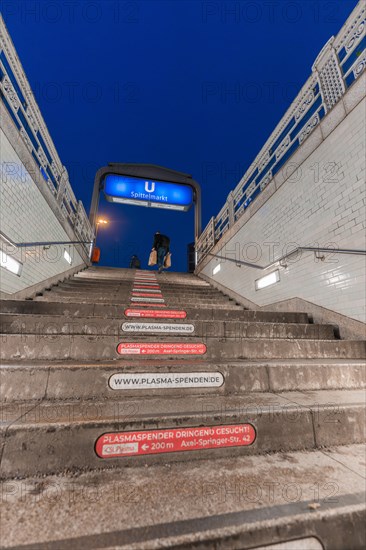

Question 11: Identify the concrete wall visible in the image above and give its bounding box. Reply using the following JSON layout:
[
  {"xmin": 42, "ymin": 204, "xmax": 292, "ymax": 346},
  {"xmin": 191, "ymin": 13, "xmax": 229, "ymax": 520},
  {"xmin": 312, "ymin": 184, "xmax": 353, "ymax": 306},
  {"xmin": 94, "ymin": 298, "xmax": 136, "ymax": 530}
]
[
  {"xmin": 0, "ymin": 127, "xmax": 86, "ymax": 298},
  {"xmin": 197, "ymin": 75, "xmax": 366, "ymax": 336}
]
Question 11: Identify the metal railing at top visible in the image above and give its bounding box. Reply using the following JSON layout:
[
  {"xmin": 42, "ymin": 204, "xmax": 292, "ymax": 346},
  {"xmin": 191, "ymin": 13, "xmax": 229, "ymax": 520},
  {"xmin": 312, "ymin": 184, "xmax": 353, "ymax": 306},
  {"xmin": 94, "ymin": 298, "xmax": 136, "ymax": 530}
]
[
  {"xmin": 0, "ymin": 230, "xmax": 93, "ymax": 260},
  {"xmin": 206, "ymin": 247, "xmax": 366, "ymax": 272},
  {"xmin": 0, "ymin": 15, "xmax": 94, "ymax": 260},
  {"xmin": 196, "ymin": 2, "xmax": 366, "ymax": 263},
  {"xmin": 11, "ymin": 240, "xmax": 93, "ymax": 248}
]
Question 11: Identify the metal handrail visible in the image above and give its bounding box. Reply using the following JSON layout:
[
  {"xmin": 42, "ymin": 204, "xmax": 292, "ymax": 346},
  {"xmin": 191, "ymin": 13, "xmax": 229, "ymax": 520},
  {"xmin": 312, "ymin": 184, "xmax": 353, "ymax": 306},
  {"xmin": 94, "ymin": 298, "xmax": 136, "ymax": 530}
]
[
  {"xmin": 195, "ymin": 2, "xmax": 365, "ymax": 259},
  {"xmin": 207, "ymin": 247, "xmax": 366, "ymax": 272},
  {"xmin": 12, "ymin": 241, "xmax": 93, "ymax": 248}
]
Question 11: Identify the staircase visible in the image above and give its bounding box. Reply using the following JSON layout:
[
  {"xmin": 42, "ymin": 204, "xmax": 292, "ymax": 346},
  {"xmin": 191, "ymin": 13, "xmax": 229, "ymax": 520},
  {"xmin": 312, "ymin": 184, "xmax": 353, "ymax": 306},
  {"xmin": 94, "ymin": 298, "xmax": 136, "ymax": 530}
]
[{"xmin": 1, "ymin": 267, "xmax": 365, "ymax": 549}]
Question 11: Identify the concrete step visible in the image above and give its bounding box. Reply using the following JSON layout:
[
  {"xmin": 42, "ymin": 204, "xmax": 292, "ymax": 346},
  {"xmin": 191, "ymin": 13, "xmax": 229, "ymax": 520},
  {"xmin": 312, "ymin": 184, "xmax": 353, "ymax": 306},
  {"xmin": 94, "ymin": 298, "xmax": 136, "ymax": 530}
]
[
  {"xmin": 0, "ymin": 300, "xmax": 309, "ymax": 322},
  {"xmin": 55, "ymin": 288, "xmax": 233, "ymax": 300},
  {"xmin": 32, "ymin": 296, "xmax": 245, "ymax": 309},
  {"xmin": 0, "ymin": 390, "xmax": 364, "ymax": 478},
  {"xmin": 41, "ymin": 288, "xmax": 236, "ymax": 304},
  {"xmin": 68, "ymin": 280, "xmax": 211, "ymax": 290},
  {"xmin": 56, "ymin": 289, "xmax": 229, "ymax": 301},
  {"xmin": 1, "ymin": 445, "xmax": 364, "ymax": 549},
  {"xmin": 1, "ymin": 359, "xmax": 364, "ymax": 402},
  {"xmin": 74, "ymin": 271, "xmax": 212, "ymax": 288},
  {"xmin": 59, "ymin": 280, "xmax": 223, "ymax": 293},
  {"xmin": 33, "ymin": 298, "xmax": 238, "ymax": 309},
  {"xmin": 43, "ymin": 284, "xmax": 233, "ymax": 296},
  {"xmin": 77, "ymin": 269, "xmax": 179, "ymax": 275},
  {"xmin": 0, "ymin": 315, "xmax": 336, "ymax": 340},
  {"xmin": 2, "ymin": 333, "xmax": 364, "ymax": 361},
  {"xmin": 59, "ymin": 282, "xmax": 226, "ymax": 294}
]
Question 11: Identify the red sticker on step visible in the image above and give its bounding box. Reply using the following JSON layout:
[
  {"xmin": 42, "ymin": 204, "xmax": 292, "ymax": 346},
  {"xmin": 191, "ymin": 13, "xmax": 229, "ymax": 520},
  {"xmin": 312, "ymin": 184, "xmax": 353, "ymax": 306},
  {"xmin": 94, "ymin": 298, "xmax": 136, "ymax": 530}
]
[
  {"xmin": 95, "ymin": 424, "xmax": 256, "ymax": 458},
  {"xmin": 124, "ymin": 309, "xmax": 187, "ymax": 319},
  {"xmin": 117, "ymin": 342, "xmax": 207, "ymax": 355}
]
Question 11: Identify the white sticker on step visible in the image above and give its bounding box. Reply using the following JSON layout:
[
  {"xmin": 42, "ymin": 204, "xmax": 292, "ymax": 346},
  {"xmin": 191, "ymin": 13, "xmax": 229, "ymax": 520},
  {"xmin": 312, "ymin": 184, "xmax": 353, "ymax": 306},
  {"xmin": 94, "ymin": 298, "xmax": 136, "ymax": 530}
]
[
  {"xmin": 254, "ymin": 538, "xmax": 324, "ymax": 550},
  {"xmin": 109, "ymin": 372, "xmax": 224, "ymax": 390},
  {"xmin": 102, "ymin": 442, "xmax": 139, "ymax": 455},
  {"xmin": 121, "ymin": 322, "xmax": 194, "ymax": 334},
  {"xmin": 131, "ymin": 297, "xmax": 165, "ymax": 303}
]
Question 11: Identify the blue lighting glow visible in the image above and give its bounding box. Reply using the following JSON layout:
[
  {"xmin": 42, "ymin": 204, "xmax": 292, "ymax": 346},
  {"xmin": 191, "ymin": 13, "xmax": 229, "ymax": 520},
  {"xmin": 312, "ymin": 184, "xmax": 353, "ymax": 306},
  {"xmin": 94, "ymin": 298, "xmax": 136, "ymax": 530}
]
[{"xmin": 104, "ymin": 174, "xmax": 193, "ymax": 211}]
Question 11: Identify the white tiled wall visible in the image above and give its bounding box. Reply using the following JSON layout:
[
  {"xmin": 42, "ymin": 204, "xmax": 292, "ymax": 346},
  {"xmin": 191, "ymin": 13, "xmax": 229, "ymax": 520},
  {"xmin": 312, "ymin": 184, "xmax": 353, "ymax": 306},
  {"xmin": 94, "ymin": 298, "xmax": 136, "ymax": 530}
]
[
  {"xmin": 0, "ymin": 128, "xmax": 85, "ymax": 295},
  {"xmin": 201, "ymin": 97, "xmax": 366, "ymax": 323}
]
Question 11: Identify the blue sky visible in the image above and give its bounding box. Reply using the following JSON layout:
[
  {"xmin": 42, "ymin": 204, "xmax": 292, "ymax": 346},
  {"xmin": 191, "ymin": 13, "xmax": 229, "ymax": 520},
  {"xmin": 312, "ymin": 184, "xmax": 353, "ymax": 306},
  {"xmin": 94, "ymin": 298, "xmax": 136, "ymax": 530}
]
[{"xmin": 2, "ymin": 0, "xmax": 358, "ymax": 270}]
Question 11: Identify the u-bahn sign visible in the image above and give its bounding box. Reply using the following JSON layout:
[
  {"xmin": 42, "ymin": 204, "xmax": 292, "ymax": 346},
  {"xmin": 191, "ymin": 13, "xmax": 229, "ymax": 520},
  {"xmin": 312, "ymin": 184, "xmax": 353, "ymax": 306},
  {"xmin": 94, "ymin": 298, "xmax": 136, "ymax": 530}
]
[
  {"xmin": 104, "ymin": 174, "xmax": 193, "ymax": 211},
  {"xmin": 90, "ymin": 164, "xmax": 202, "ymax": 243}
]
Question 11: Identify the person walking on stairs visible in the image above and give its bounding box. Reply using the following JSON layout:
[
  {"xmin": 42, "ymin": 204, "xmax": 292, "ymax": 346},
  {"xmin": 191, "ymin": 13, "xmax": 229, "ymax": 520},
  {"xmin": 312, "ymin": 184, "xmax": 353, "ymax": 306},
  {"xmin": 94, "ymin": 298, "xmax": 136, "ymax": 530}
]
[
  {"xmin": 129, "ymin": 255, "xmax": 141, "ymax": 269},
  {"xmin": 152, "ymin": 231, "xmax": 170, "ymax": 273}
]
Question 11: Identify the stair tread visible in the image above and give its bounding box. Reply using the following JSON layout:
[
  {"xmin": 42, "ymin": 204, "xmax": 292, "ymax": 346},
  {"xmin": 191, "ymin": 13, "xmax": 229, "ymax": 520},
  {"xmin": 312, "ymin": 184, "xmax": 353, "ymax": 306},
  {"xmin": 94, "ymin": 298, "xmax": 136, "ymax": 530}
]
[
  {"xmin": 2, "ymin": 359, "xmax": 364, "ymax": 404},
  {"xmin": 1, "ymin": 445, "xmax": 364, "ymax": 549},
  {"xmin": 0, "ymin": 333, "xmax": 349, "ymax": 341},
  {"xmin": 0, "ymin": 316, "xmax": 336, "ymax": 340},
  {"xmin": 1, "ymin": 301, "xmax": 311, "ymax": 323},
  {"xmin": 3, "ymin": 389, "xmax": 365, "ymax": 429},
  {"xmin": 2, "ymin": 334, "xmax": 364, "ymax": 362},
  {"xmin": 2, "ymin": 357, "xmax": 364, "ymax": 367},
  {"xmin": 0, "ymin": 315, "xmax": 325, "ymax": 327}
]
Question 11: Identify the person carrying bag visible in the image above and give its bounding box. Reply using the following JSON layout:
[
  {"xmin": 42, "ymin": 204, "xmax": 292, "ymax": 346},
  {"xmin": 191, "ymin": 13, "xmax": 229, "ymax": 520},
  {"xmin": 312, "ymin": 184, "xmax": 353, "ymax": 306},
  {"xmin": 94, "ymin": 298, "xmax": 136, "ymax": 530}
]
[
  {"xmin": 164, "ymin": 252, "xmax": 172, "ymax": 268},
  {"xmin": 148, "ymin": 249, "xmax": 157, "ymax": 266},
  {"xmin": 151, "ymin": 231, "xmax": 170, "ymax": 273}
]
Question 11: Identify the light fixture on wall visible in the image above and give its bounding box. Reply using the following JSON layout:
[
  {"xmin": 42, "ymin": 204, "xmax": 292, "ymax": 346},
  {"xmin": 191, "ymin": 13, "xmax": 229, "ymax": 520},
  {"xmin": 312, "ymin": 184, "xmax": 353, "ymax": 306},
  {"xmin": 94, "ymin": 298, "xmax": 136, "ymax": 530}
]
[
  {"xmin": 95, "ymin": 218, "xmax": 109, "ymax": 240},
  {"xmin": 63, "ymin": 249, "xmax": 72, "ymax": 265},
  {"xmin": 0, "ymin": 250, "xmax": 22, "ymax": 276},
  {"xmin": 213, "ymin": 263, "xmax": 221, "ymax": 275},
  {"xmin": 255, "ymin": 269, "xmax": 280, "ymax": 290}
]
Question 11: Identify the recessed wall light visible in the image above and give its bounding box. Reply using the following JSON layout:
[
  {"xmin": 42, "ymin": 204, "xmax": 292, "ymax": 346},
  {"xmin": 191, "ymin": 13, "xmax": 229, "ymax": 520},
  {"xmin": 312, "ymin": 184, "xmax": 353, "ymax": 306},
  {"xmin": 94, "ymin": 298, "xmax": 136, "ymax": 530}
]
[
  {"xmin": 64, "ymin": 249, "xmax": 72, "ymax": 265},
  {"xmin": 255, "ymin": 270, "xmax": 280, "ymax": 290},
  {"xmin": 0, "ymin": 251, "xmax": 22, "ymax": 276}
]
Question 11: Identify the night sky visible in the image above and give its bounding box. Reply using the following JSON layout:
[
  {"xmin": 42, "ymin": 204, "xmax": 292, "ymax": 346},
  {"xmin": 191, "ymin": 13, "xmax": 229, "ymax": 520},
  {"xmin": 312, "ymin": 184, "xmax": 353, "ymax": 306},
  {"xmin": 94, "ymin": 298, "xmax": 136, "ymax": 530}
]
[{"xmin": 2, "ymin": 0, "xmax": 358, "ymax": 271}]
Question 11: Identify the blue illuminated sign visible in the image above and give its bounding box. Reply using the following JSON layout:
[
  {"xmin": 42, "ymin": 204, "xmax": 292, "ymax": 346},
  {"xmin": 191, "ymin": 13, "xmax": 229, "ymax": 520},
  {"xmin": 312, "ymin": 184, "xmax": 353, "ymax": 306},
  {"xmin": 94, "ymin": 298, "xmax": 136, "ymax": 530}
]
[{"xmin": 104, "ymin": 174, "xmax": 193, "ymax": 211}]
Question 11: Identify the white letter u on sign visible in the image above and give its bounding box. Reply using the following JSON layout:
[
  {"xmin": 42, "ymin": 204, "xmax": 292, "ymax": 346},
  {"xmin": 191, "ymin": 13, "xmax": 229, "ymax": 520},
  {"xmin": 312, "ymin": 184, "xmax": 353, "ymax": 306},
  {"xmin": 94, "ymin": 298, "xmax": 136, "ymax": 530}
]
[{"xmin": 145, "ymin": 181, "xmax": 155, "ymax": 193}]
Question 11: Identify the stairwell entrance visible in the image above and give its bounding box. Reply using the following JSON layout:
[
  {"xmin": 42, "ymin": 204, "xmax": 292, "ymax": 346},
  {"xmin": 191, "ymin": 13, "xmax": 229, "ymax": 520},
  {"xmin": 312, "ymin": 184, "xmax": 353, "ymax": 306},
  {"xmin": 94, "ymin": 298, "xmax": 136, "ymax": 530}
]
[{"xmin": 89, "ymin": 163, "xmax": 202, "ymax": 252}]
